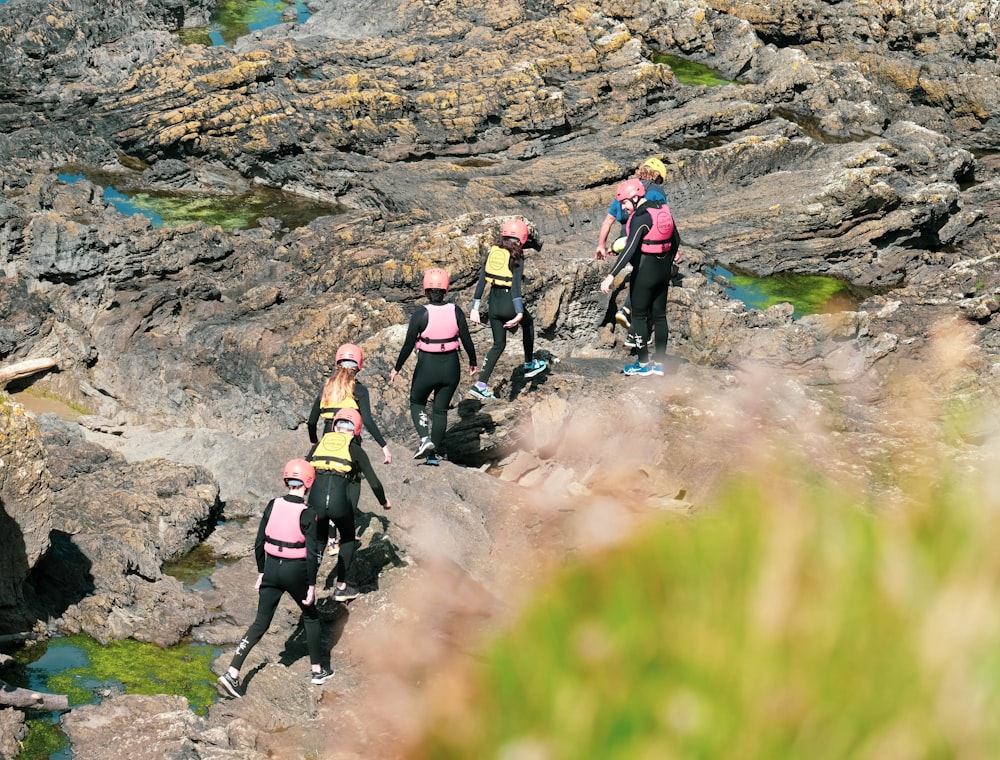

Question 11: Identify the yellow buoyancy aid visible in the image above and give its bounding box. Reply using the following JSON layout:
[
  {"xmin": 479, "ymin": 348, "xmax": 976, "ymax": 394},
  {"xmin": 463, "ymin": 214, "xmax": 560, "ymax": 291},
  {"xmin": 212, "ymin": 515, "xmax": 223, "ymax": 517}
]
[
  {"xmin": 484, "ymin": 245, "xmax": 514, "ymax": 287},
  {"xmin": 310, "ymin": 431, "xmax": 355, "ymax": 474}
]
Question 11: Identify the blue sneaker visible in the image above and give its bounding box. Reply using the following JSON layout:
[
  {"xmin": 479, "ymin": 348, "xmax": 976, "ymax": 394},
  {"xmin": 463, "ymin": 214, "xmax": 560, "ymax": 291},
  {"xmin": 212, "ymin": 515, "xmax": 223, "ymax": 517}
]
[
  {"xmin": 623, "ymin": 362, "xmax": 653, "ymax": 376},
  {"xmin": 650, "ymin": 362, "xmax": 665, "ymax": 376},
  {"xmin": 523, "ymin": 359, "xmax": 548, "ymax": 378}
]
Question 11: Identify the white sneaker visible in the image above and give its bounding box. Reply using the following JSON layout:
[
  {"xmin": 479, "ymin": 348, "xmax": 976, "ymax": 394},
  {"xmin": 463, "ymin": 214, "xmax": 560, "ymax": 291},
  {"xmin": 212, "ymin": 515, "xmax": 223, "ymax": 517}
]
[{"xmin": 413, "ymin": 437, "xmax": 435, "ymax": 459}]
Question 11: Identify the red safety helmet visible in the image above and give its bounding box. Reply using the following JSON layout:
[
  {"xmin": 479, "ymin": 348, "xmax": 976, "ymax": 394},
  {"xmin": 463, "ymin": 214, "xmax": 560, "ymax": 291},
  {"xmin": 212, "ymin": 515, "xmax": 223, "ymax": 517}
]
[
  {"xmin": 335, "ymin": 343, "xmax": 363, "ymax": 370},
  {"xmin": 500, "ymin": 218, "xmax": 530, "ymax": 244},
  {"xmin": 614, "ymin": 178, "xmax": 647, "ymax": 203},
  {"xmin": 423, "ymin": 267, "xmax": 450, "ymax": 292},
  {"xmin": 333, "ymin": 407, "xmax": 363, "ymax": 436},
  {"xmin": 283, "ymin": 458, "xmax": 316, "ymax": 489}
]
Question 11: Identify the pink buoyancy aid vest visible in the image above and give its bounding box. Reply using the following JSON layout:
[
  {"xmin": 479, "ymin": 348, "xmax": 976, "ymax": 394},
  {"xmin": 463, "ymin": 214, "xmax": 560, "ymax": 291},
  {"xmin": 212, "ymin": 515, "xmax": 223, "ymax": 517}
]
[
  {"xmin": 263, "ymin": 497, "xmax": 308, "ymax": 559},
  {"xmin": 415, "ymin": 304, "xmax": 461, "ymax": 352},
  {"xmin": 626, "ymin": 204, "xmax": 676, "ymax": 256}
]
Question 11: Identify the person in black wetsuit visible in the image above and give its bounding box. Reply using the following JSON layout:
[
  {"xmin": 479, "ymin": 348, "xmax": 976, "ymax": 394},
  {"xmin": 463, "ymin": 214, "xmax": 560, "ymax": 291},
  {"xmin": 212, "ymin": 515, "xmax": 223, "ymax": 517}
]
[
  {"xmin": 306, "ymin": 408, "xmax": 391, "ymax": 602},
  {"xmin": 216, "ymin": 459, "xmax": 333, "ymax": 698},
  {"xmin": 600, "ymin": 178, "xmax": 681, "ymax": 377},
  {"xmin": 389, "ymin": 267, "xmax": 477, "ymax": 465},
  {"xmin": 467, "ymin": 218, "xmax": 548, "ymax": 401}
]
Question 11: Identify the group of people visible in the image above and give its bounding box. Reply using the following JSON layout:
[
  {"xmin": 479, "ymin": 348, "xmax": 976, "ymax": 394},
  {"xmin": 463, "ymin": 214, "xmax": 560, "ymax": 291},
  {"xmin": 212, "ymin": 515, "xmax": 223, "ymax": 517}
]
[
  {"xmin": 217, "ymin": 161, "xmax": 679, "ymax": 699},
  {"xmin": 217, "ymin": 343, "xmax": 393, "ymax": 699},
  {"xmin": 217, "ymin": 224, "xmax": 551, "ymax": 698},
  {"xmin": 597, "ymin": 157, "xmax": 681, "ymax": 376}
]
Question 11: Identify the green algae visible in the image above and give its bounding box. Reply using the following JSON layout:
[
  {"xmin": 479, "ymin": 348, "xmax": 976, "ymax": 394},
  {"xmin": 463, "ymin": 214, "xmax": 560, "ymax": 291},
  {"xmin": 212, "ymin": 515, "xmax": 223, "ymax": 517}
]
[
  {"xmin": 709, "ymin": 266, "xmax": 859, "ymax": 318},
  {"xmin": 652, "ymin": 52, "xmax": 735, "ymax": 87},
  {"xmin": 177, "ymin": 0, "xmax": 311, "ymax": 47},
  {"xmin": 13, "ymin": 635, "xmax": 220, "ymax": 716},
  {"xmin": 16, "ymin": 720, "xmax": 69, "ymax": 760}
]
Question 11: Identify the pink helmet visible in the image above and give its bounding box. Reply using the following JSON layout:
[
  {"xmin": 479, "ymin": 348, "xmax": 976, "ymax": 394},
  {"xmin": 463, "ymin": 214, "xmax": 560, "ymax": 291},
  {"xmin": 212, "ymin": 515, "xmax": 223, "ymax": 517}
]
[
  {"xmin": 335, "ymin": 343, "xmax": 363, "ymax": 370},
  {"xmin": 614, "ymin": 178, "xmax": 647, "ymax": 203},
  {"xmin": 283, "ymin": 458, "xmax": 316, "ymax": 489},
  {"xmin": 333, "ymin": 407, "xmax": 363, "ymax": 436},
  {"xmin": 423, "ymin": 267, "xmax": 450, "ymax": 292},
  {"xmin": 500, "ymin": 218, "xmax": 530, "ymax": 244}
]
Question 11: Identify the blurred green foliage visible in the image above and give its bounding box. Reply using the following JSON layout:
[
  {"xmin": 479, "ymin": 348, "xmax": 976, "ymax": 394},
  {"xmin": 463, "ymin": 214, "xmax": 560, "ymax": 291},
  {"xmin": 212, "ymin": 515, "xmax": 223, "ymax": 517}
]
[{"xmin": 416, "ymin": 457, "xmax": 1000, "ymax": 759}]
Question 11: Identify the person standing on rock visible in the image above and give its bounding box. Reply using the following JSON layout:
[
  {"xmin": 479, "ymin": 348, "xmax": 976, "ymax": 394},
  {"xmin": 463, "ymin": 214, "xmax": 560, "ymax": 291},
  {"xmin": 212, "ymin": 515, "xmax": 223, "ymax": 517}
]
[
  {"xmin": 389, "ymin": 267, "xmax": 477, "ymax": 465},
  {"xmin": 595, "ymin": 158, "xmax": 669, "ymax": 337},
  {"xmin": 306, "ymin": 408, "xmax": 392, "ymax": 601},
  {"xmin": 599, "ymin": 178, "xmax": 681, "ymax": 377},
  {"xmin": 216, "ymin": 459, "xmax": 333, "ymax": 699},
  {"xmin": 307, "ymin": 342, "xmax": 391, "ymax": 556},
  {"xmin": 468, "ymin": 219, "xmax": 548, "ymax": 401}
]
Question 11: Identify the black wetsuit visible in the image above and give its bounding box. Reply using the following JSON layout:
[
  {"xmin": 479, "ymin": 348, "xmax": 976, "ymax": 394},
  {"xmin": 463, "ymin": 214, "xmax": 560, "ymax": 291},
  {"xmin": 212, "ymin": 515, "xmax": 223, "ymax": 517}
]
[
  {"xmin": 609, "ymin": 200, "xmax": 680, "ymax": 364},
  {"xmin": 472, "ymin": 251, "xmax": 535, "ymax": 385},
  {"xmin": 229, "ymin": 494, "xmax": 323, "ymax": 670},
  {"xmin": 393, "ymin": 303, "xmax": 477, "ymax": 450},
  {"xmin": 306, "ymin": 439, "xmax": 387, "ymax": 585}
]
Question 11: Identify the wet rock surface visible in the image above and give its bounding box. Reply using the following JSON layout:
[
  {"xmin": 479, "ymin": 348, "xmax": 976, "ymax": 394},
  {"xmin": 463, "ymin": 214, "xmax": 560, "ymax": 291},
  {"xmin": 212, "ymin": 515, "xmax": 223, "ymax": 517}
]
[{"xmin": 1, "ymin": 0, "xmax": 1000, "ymax": 753}]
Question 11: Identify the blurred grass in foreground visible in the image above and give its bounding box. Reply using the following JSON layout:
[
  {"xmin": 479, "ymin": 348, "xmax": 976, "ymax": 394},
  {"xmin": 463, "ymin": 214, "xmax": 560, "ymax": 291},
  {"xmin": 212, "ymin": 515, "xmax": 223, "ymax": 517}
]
[{"xmin": 412, "ymin": 447, "xmax": 1000, "ymax": 759}]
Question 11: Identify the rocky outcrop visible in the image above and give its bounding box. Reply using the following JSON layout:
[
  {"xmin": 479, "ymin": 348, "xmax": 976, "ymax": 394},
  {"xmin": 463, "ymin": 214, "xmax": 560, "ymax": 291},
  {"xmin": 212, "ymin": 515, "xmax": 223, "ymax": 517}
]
[
  {"xmin": 0, "ymin": 394, "xmax": 52, "ymax": 629},
  {"xmin": 0, "ymin": 0, "xmax": 999, "ymax": 752}
]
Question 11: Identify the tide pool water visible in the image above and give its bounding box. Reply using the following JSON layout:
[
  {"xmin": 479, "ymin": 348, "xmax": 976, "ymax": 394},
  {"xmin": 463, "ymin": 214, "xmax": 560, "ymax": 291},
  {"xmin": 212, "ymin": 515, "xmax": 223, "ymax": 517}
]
[
  {"xmin": 10, "ymin": 635, "xmax": 222, "ymax": 759},
  {"xmin": 57, "ymin": 171, "xmax": 345, "ymax": 231},
  {"xmin": 706, "ymin": 265, "xmax": 859, "ymax": 318}
]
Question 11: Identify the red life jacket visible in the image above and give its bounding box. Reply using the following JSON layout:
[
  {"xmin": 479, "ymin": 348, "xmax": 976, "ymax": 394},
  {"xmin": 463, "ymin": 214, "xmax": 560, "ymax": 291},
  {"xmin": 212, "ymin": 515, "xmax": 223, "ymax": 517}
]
[
  {"xmin": 626, "ymin": 203, "xmax": 675, "ymax": 256},
  {"xmin": 416, "ymin": 304, "xmax": 461, "ymax": 352},
  {"xmin": 263, "ymin": 497, "xmax": 308, "ymax": 559}
]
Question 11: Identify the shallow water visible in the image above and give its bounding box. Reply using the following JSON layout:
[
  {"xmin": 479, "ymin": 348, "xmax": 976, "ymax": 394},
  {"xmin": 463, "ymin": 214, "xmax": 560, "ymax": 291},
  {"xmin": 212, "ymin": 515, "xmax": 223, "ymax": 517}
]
[
  {"xmin": 652, "ymin": 53, "xmax": 736, "ymax": 88},
  {"xmin": 707, "ymin": 265, "xmax": 859, "ymax": 318},
  {"xmin": 9, "ymin": 635, "xmax": 222, "ymax": 759},
  {"xmin": 57, "ymin": 170, "xmax": 346, "ymax": 231},
  {"xmin": 176, "ymin": 0, "xmax": 312, "ymax": 46}
]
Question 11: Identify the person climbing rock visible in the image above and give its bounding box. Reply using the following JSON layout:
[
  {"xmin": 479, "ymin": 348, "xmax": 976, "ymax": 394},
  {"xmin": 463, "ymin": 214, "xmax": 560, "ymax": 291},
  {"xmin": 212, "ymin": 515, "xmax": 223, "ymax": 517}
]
[
  {"xmin": 389, "ymin": 267, "xmax": 477, "ymax": 465},
  {"xmin": 594, "ymin": 158, "xmax": 669, "ymax": 338},
  {"xmin": 306, "ymin": 408, "xmax": 391, "ymax": 601},
  {"xmin": 599, "ymin": 178, "xmax": 681, "ymax": 377},
  {"xmin": 216, "ymin": 459, "xmax": 332, "ymax": 698},
  {"xmin": 468, "ymin": 218, "xmax": 547, "ymax": 401},
  {"xmin": 307, "ymin": 342, "xmax": 391, "ymax": 556}
]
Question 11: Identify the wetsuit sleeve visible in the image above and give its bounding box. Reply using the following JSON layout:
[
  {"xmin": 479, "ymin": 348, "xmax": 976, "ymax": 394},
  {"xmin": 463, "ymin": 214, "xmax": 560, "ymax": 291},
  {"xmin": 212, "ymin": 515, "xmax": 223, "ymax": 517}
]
[
  {"xmin": 472, "ymin": 257, "xmax": 488, "ymax": 302},
  {"xmin": 254, "ymin": 500, "xmax": 276, "ymax": 572},
  {"xmin": 354, "ymin": 382, "xmax": 387, "ymax": 448},
  {"xmin": 306, "ymin": 395, "xmax": 322, "ymax": 444},
  {"xmin": 610, "ymin": 209, "xmax": 651, "ymax": 277},
  {"xmin": 299, "ymin": 506, "xmax": 320, "ymax": 585},
  {"xmin": 455, "ymin": 306, "xmax": 478, "ymax": 367},
  {"xmin": 353, "ymin": 444, "xmax": 388, "ymax": 506},
  {"xmin": 511, "ymin": 263, "xmax": 525, "ymax": 314},
  {"xmin": 394, "ymin": 308, "xmax": 428, "ymax": 371}
]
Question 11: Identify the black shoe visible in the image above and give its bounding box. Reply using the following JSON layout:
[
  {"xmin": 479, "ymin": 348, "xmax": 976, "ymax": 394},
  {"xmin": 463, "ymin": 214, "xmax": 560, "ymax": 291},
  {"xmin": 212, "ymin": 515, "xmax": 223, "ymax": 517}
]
[
  {"xmin": 216, "ymin": 672, "xmax": 242, "ymax": 699},
  {"xmin": 310, "ymin": 666, "xmax": 335, "ymax": 685},
  {"xmin": 425, "ymin": 453, "xmax": 440, "ymax": 466},
  {"xmin": 333, "ymin": 583, "xmax": 360, "ymax": 602}
]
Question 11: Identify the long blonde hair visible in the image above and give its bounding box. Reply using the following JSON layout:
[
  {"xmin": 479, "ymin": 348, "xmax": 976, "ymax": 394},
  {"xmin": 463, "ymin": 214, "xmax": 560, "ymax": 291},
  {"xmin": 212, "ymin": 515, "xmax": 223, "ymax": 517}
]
[{"xmin": 320, "ymin": 366, "xmax": 357, "ymax": 408}]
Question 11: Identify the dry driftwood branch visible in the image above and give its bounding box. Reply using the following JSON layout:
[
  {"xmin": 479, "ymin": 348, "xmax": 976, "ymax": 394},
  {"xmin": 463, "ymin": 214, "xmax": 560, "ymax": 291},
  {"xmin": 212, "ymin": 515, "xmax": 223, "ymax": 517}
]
[
  {"xmin": 0, "ymin": 358, "xmax": 57, "ymax": 389},
  {"xmin": 0, "ymin": 680, "xmax": 69, "ymax": 711}
]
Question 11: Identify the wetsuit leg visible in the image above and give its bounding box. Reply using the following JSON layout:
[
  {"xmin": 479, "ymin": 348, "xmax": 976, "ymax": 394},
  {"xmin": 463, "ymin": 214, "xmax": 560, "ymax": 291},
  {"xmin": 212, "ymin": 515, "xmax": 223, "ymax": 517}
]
[
  {"xmin": 479, "ymin": 316, "xmax": 509, "ymax": 384},
  {"xmin": 628, "ymin": 256, "xmax": 672, "ymax": 364},
  {"xmin": 229, "ymin": 559, "xmax": 285, "ymax": 670},
  {"xmin": 649, "ymin": 278, "xmax": 670, "ymax": 363},
  {"xmin": 520, "ymin": 309, "xmax": 535, "ymax": 362},
  {"xmin": 277, "ymin": 557, "xmax": 323, "ymax": 666},
  {"xmin": 328, "ymin": 478, "xmax": 357, "ymax": 584}
]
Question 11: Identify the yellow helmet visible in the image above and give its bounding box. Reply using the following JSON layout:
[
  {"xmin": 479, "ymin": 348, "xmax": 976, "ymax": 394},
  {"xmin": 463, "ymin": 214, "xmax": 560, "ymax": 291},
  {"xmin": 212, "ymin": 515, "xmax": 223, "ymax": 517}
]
[{"xmin": 641, "ymin": 157, "xmax": 667, "ymax": 181}]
